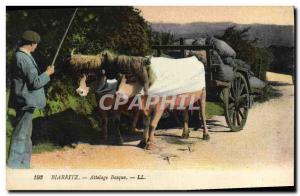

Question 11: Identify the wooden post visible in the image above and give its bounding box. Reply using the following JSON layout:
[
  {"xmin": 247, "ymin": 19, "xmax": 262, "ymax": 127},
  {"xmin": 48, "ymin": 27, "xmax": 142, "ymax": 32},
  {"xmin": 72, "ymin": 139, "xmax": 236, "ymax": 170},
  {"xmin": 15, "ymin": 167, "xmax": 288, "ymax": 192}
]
[
  {"xmin": 157, "ymin": 49, "xmax": 161, "ymax": 57},
  {"xmin": 206, "ymin": 49, "xmax": 213, "ymax": 80},
  {"xmin": 259, "ymin": 56, "xmax": 262, "ymax": 79},
  {"xmin": 180, "ymin": 38, "xmax": 185, "ymax": 58},
  {"xmin": 157, "ymin": 41, "xmax": 161, "ymax": 57}
]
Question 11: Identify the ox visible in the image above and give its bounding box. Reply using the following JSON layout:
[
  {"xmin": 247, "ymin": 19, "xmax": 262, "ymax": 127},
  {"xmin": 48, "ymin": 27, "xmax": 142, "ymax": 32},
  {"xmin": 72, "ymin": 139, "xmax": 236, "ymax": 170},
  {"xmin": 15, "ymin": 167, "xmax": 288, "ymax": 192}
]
[{"xmin": 68, "ymin": 51, "xmax": 209, "ymax": 150}]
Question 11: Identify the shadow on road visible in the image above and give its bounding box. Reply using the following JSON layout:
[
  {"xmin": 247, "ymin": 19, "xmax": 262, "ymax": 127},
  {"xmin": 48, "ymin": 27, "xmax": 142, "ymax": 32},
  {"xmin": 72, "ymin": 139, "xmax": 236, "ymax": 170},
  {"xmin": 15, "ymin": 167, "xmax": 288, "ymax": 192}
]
[
  {"xmin": 9, "ymin": 108, "xmax": 233, "ymax": 151},
  {"xmin": 268, "ymin": 81, "xmax": 293, "ymax": 87}
]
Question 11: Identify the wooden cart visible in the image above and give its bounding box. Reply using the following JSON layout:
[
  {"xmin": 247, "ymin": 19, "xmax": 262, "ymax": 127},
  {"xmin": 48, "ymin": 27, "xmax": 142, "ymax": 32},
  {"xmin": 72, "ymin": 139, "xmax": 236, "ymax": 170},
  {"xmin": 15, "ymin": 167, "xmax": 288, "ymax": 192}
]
[{"xmin": 152, "ymin": 39, "xmax": 255, "ymax": 131}]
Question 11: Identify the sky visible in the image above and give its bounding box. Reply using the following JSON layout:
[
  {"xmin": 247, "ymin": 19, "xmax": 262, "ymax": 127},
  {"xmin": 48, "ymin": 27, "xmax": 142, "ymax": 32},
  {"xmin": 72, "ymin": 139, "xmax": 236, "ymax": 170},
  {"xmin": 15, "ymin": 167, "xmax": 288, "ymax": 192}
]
[{"xmin": 136, "ymin": 6, "xmax": 294, "ymax": 25}]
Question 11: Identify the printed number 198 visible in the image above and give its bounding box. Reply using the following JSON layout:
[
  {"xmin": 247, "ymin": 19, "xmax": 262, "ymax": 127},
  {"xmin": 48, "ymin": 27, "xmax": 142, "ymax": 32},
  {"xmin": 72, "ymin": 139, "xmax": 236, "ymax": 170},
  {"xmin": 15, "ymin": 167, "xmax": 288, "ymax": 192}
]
[{"xmin": 34, "ymin": 175, "xmax": 43, "ymax": 180}]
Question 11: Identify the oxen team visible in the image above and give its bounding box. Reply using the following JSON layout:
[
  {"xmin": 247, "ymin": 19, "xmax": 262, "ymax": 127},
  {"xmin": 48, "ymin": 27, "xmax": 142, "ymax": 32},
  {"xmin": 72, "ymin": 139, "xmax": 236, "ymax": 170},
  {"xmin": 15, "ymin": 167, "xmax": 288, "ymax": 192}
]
[{"xmin": 67, "ymin": 50, "xmax": 209, "ymax": 150}]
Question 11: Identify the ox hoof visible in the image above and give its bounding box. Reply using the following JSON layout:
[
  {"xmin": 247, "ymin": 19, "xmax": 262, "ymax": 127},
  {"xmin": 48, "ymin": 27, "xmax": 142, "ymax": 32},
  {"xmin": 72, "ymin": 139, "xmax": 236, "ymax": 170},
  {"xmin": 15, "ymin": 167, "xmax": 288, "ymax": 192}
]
[
  {"xmin": 181, "ymin": 132, "xmax": 190, "ymax": 139},
  {"xmin": 137, "ymin": 140, "xmax": 147, "ymax": 148},
  {"xmin": 203, "ymin": 134, "xmax": 210, "ymax": 141},
  {"xmin": 145, "ymin": 142, "xmax": 156, "ymax": 150}
]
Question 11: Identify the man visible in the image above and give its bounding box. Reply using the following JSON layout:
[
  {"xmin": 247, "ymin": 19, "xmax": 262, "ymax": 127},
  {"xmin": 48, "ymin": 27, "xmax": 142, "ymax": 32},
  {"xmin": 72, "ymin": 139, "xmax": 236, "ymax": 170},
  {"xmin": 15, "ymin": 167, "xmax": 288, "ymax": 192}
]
[{"xmin": 7, "ymin": 30, "xmax": 55, "ymax": 169}]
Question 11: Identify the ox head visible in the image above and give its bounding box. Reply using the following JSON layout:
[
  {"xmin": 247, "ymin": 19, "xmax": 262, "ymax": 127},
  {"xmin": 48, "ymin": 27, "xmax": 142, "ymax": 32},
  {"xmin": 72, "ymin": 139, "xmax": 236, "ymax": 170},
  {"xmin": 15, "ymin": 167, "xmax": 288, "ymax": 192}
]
[
  {"xmin": 66, "ymin": 49, "xmax": 109, "ymax": 97},
  {"xmin": 76, "ymin": 74, "xmax": 89, "ymax": 96},
  {"xmin": 75, "ymin": 69, "xmax": 108, "ymax": 97},
  {"xmin": 66, "ymin": 50, "xmax": 134, "ymax": 101}
]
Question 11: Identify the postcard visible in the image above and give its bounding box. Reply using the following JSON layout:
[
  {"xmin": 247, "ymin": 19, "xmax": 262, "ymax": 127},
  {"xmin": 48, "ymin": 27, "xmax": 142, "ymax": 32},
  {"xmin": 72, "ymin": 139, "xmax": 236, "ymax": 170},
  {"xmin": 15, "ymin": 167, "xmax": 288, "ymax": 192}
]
[{"xmin": 6, "ymin": 6, "xmax": 295, "ymax": 190}]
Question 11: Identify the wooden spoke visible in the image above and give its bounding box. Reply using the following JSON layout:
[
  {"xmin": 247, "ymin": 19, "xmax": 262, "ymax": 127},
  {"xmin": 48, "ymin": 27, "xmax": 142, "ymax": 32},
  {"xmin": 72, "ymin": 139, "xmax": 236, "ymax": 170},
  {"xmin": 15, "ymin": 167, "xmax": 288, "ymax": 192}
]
[
  {"xmin": 234, "ymin": 79, "xmax": 238, "ymax": 97},
  {"xmin": 236, "ymin": 111, "xmax": 241, "ymax": 125},
  {"xmin": 238, "ymin": 84, "xmax": 245, "ymax": 97},
  {"xmin": 236, "ymin": 78, "xmax": 241, "ymax": 94},
  {"xmin": 238, "ymin": 108, "xmax": 245, "ymax": 119},
  {"xmin": 229, "ymin": 93, "xmax": 235, "ymax": 102},
  {"xmin": 230, "ymin": 84, "xmax": 236, "ymax": 98},
  {"xmin": 229, "ymin": 106, "xmax": 234, "ymax": 116},
  {"xmin": 228, "ymin": 103, "xmax": 235, "ymax": 110},
  {"xmin": 232, "ymin": 111, "xmax": 236, "ymax": 126},
  {"xmin": 239, "ymin": 98, "xmax": 248, "ymax": 108},
  {"xmin": 239, "ymin": 94, "xmax": 249, "ymax": 101}
]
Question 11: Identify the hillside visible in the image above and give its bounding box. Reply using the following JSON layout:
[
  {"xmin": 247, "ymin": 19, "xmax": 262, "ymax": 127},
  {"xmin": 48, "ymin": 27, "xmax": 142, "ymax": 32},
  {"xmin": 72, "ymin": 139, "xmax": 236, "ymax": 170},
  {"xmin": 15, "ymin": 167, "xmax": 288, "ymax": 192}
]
[{"xmin": 151, "ymin": 22, "xmax": 294, "ymax": 47}]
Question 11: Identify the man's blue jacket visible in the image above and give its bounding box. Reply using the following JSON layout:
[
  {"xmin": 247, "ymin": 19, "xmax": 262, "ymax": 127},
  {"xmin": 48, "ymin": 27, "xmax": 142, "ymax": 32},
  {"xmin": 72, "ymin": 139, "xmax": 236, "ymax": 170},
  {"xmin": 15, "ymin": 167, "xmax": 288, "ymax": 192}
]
[{"xmin": 9, "ymin": 50, "xmax": 50, "ymax": 110}]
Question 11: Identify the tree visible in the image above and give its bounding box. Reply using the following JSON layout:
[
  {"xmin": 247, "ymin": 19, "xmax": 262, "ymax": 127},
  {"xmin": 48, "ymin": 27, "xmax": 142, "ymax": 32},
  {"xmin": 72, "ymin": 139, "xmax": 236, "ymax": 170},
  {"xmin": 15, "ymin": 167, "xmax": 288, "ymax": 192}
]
[
  {"xmin": 150, "ymin": 30, "xmax": 175, "ymax": 45},
  {"xmin": 6, "ymin": 7, "xmax": 151, "ymax": 69},
  {"xmin": 218, "ymin": 26, "xmax": 273, "ymax": 81},
  {"xmin": 6, "ymin": 7, "xmax": 151, "ymax": 115}
]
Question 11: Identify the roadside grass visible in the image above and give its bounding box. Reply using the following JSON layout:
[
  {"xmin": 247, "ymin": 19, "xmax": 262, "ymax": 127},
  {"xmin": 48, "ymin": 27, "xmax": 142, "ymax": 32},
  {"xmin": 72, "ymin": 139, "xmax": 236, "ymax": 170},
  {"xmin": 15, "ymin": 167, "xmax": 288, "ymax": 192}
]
[
  {"xmin": 206, "ymin": 101, "xmax": 224, "ymax": 118},
  {"xmin": 32, "ymin": 143, "xmax": 63, "ymax": 154}
]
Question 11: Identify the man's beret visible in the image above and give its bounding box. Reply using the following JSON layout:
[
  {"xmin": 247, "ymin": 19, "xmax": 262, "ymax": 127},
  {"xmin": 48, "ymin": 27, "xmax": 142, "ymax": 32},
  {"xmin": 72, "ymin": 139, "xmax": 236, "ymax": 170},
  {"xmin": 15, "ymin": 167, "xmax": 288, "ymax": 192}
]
[{"xmin": 21, "ymin": 30, "xmax": 41, "ymax": 43}]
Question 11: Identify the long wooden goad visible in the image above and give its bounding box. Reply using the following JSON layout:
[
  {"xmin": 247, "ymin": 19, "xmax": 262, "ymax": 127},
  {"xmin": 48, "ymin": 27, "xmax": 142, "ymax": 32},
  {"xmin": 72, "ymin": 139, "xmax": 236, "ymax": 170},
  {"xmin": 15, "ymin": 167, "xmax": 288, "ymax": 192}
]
[{"xmin": 51, "ymin": 8, "xmax": 78, "ymax": 66}]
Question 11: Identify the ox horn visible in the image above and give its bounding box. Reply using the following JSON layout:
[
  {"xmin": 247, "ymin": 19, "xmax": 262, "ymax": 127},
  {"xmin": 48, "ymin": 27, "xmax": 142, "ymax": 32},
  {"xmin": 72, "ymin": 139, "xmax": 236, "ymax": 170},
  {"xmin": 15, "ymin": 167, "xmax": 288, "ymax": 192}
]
[{"xmin": 71, "ymin": 48, "xmax": 76, "ymax": 56}]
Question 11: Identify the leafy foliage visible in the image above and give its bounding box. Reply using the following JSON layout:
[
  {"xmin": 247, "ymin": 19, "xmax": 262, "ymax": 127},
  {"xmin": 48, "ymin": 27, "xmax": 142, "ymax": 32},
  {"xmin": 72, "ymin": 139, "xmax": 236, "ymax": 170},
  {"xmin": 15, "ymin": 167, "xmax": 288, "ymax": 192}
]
[
  {"xmin": 269, "ymin": 45, "xmax": 294, "ymax": 75},
  {"xmin": 6, "ymin": 7, "xmax": 151, "ymax": 154},
  {"xmin": 218, "ymin": 26, "xmax": 273, "ymax": 81},
  {"xmin": 6, "ymin": 7, "xmax": 151, "ymax": 116},
  {"xmin": 150, "ymin": 30, "xmax": 175, "ymax": 45}
]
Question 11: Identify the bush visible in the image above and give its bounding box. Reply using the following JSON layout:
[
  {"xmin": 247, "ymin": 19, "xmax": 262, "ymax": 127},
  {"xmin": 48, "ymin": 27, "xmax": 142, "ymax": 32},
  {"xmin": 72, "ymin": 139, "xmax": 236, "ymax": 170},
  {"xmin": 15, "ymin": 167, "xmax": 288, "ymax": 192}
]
[{"xmin": 44, "ymin": 75, "xmax": 96, "ymax": 116}]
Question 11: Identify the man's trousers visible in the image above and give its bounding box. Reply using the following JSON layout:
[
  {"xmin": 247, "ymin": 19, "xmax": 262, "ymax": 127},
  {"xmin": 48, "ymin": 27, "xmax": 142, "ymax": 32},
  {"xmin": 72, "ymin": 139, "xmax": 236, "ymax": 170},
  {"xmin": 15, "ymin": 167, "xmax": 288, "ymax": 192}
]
[{"xmin": 7, "ymin": 110, "xmax": 33, "ymax": 169}]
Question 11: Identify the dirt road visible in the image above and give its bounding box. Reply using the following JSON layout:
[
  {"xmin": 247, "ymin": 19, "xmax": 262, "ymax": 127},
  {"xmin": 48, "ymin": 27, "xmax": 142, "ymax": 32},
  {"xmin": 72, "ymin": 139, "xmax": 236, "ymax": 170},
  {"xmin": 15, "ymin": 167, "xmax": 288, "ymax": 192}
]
[{"xmin": 31, "ymin": 72, "xmax": 294, "ymax": 186}]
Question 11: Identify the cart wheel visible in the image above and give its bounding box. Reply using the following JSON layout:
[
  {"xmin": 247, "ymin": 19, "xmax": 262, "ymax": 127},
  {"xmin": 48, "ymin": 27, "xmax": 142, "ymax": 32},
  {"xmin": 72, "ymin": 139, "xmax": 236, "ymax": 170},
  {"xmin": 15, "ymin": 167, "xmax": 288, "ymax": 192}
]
[{"xmin": 223, "ymin": 72, "xmax": 250, "ymax": 131}]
